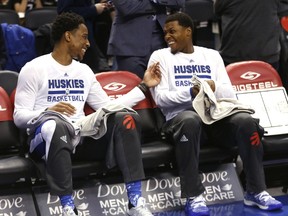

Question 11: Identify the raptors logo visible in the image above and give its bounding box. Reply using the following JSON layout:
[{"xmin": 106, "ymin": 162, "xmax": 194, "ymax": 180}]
[
  {"xmin": 250, "ymin": 132, "xmax": 260, "ymax": 146},
  {"xmin": 123, "ymin": 115, "xmax": 136, "ymax": 130}
]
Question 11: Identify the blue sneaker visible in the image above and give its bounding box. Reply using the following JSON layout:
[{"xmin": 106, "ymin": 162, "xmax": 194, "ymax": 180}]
[
  {"xmin": 185, "ymin": 195, "xmax": 210, "ymax": 216},
  {"xmin": 244, "ymin": 191, "xmax": 283, "ymax": 211}
]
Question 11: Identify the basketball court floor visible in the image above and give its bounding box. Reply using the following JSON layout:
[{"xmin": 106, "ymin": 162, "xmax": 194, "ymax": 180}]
[
  {"xmin": 1, "ymin": 162, "xmax": 288, "ymax": 216},
  {"xmin": 153, "ymin": 194, "xmax": 288, "ymax": 216}
]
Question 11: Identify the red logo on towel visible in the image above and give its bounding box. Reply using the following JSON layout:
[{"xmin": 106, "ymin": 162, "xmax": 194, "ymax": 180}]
[
  {"xmin": 123, "ymin": 115, "xmax": 136, "ymax": 130},
  {"xmin": 250, "ymin": 132, "xmax": 260, "ymax": 146}
]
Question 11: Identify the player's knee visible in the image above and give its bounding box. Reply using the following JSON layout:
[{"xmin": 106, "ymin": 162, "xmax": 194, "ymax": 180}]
[
  {"xmin": 232, "ymin": 112, "xmax": 254, "ymax": 128},
  {"xmin": 177, "ymin": 111, "xmax": 202, "ymax": 129},
  {"xmin": 115, "ymin": 112, "xmax": 141, "ymax": 130},
  {"xmin": 41, "ymin": 120, "xmax": 57, "ymax": 140}
]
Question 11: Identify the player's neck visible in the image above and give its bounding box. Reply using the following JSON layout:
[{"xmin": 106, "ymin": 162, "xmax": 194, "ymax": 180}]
[{"xmin": 51, "ymin": 48, "xmax": 73, "ymax": 66}]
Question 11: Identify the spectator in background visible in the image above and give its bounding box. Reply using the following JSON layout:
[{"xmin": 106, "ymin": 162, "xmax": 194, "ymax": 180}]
[
  {"xmin": 13, "ymin": 0, "xmax": 43, "ymax": 13},
  {"xmin": 214, "ymin": 0, "xmax": 288, "ymax": 71},
  {"xmin": 57, "ymin": 0, "xmax": 112, "ymax": 73},
  {"xmin": 107, "ymin": 0, "xmax": 185, "ymax": 78}
]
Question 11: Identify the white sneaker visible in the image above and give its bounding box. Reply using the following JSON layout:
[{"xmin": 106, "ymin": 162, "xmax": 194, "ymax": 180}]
[
  {"xmin": 185, "ymin": 194, "xmax": 210, "ymax": 215},
  {"xmin": 128, "ymin": 197, "xmax": 153, "ymax": 216},
  {"xmin": 62, "ymin": 205, "xmax": 78, "ymax": 216}
]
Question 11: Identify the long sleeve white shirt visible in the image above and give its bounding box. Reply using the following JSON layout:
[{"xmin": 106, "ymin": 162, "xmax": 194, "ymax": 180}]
[
  {"xmin": 14, "ymin": 53, "xmax": 145, "ymax": 128},
  {"xmin": 148, "ymin": 46, "xmax": 236, "ymax": 121}
]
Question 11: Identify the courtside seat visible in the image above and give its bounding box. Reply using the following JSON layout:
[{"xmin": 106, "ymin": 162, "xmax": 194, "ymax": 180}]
[
  {"xmin": 85, "ymin": 71, "xmax": 174, "ymax": 169},
  {"xmin": 0, "ymin": 9, "xmax": 20, "ymax": 24},
  {"xmin": 82, "ymin": 71, "xmax": 238, "ymax": 172},
  {"xmin": 22, "ymin": 70, "xmax": 238, "ymax": 180},
  {"xmin": 0, "ymin": 86, "xmax": 35, "ymax": 185},
  {"xmin": 24, "ymin": 7, "xmax": 57, "ymax": 31},
  {"xmin": 0, "ymin": 70, "xmax": 19, "ymax": 96},
  {"xmin": 226, "ymin": 61, "xmax": 283, "ymax": 92},
  {"xmin": 68, "ymin": 71, "xmax": 174, "ymax": 178},
  {"xmin": 226, "ymin": 61, "xmax": 288, "ymax": 164}
]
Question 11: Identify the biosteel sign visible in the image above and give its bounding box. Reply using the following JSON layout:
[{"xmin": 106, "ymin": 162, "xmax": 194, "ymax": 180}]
[{"xmin": 232, "ymin": 71, "xmax": 279, "ymax": 92}]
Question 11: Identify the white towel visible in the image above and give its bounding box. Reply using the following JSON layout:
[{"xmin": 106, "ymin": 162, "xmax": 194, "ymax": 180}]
[
  {"xmin": 75, "ymin": 103, "xmax": 136, "ymax": 139},
  {"xmin": 27, "ymin": 104, "xmax": 136, "ymax": 150},
  {"xmin": 191, "ymin": 75, "xmax": 254, "ymax": 124}
]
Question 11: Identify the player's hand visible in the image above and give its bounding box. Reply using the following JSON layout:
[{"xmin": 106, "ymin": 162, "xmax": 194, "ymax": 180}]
[
  {"xmin": 95, "ymin": 3, "xmax": 107, "ymax": 14},
  {"xmin": 46, "ymin": 102, "xmax": 76, "ymax": 117},
  {"xmin": 142, "ymin": 62, "xmax": 161, "ymax": 88},
  {"xmin": 191, "ymin": 80, "xmax": 215, "ymax": 97},
  {"xmin": 191, "ymin": 86, "xmax": 200, "ymax": 97}
]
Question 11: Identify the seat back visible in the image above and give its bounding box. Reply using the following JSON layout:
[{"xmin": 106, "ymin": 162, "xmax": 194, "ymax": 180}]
[
  {"xmin": 226, "ymin": 61, "xmax": 288, "ymax": 187},
  {"xmin": 95, "ymin": 71, "xmax": 156, "ymax": 109},
  {"xmin": 0, "ymin": 70, "xmax": 20, "ymax": 150},
  {"xmin": 86, "ymin": 71, "xmax": 164, "ymax": 142},
  {"xmin": 0, "ymin": 9, "xmax": 20, "ymax": 24},
  {"xmin": 0, "ymin": 87, "xmax": 35, "ymax": 186},
  {"xmin": 226, "ymin": 60, "xmax": 288, "ymax": 136},
  {"xmin": 226, "ymin": 60, "xmax": 283, "ymax": 92},
  {"xmin": 24, "ymin": 7, "xmax": 57, "ymax": 30},
  {"xmin": 0, "ymin": 70, "xmax": 19, "ymax": 96},
  {"xmin": 0, "ymin": 86, "xmax": 20, "ymax": 151}
]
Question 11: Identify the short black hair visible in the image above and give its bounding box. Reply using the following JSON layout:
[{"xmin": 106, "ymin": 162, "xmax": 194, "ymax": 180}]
[
  {"xmin": 165, "ymin": 12, "xmax": 194, "ymax": 31},
  {"xmin": 51, "ymin": 12, "xmax": 85, "ymax": 44}
]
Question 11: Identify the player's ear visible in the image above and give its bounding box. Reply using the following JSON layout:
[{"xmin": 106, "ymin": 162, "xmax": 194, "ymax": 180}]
[
  {"xmin": 64, "ymin": 31, "xmax": 71, "ymax": 42},
  {"xmin": 186, "ymin": 27, "xmax": 192, "ymax": 35}
]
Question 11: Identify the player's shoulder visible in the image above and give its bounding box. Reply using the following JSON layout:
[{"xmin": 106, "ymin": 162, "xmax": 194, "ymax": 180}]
[
  {"xmin": 194, "ymin": 46, "xmax": 222, "ymax": 59},
  {"xmin": 151, "ymin": 47, "xmax": 174, "ymax": 60},
  {"xmin": 194, "ymin": 46, "xmax": 219, "ymax": 54},
  {"xmin": 25, "ymin": 53, "xmax": 51, "ymax": 67},
  {"xmin": 72, "ymin": 59, "xmax": 95, "ymax": 77},
  {"xmin": 153, "ymin": 47, "xmax": 171, "ymax": 55}
]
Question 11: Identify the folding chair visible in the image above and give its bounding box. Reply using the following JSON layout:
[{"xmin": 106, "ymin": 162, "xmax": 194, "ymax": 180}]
[
  {"xmin": 0, "ymin": 86, "xmax": 35, "ymax": 185},
  {"xmin": 0, "ymin": 9, "xmax": 20, "ymax": 24},
  {"xmin": 0, "ymin": 70, "xmax": 19, "ymax": 96},
  {"xmin": 24, "ymin": 7, "xmax": 57, "ymax": 31}
]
